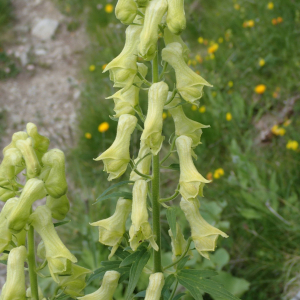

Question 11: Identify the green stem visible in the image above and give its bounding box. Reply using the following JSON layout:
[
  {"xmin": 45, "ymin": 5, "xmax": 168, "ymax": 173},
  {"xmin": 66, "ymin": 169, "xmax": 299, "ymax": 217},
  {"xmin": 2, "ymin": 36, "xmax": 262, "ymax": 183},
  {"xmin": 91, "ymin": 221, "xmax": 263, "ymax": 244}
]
[
  {"xmin": 159, "ymin": 188, "xmax": 179, "ymax": 203},
  {"xmin": 152, "ymin": 50, "xmax": 159, "ymax": 84},
  {"xmin": 163, "ymin": 237, "xmax": 192, "ymax": 271},
  {"xmin": 28, "ymin": 224, "xmax": 39, "ymax": 300},
  {"xmin": 160, "ymin": 135, "xmax": 176, "ymax": 165}
]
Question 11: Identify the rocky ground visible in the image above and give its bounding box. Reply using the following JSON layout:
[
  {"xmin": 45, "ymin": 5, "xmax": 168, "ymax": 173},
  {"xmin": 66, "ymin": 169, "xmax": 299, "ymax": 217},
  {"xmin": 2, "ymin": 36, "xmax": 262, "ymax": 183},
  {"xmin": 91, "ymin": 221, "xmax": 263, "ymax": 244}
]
[{"xmin": 0, "ymin": 0, "xmax": 88, "ymax": 289}]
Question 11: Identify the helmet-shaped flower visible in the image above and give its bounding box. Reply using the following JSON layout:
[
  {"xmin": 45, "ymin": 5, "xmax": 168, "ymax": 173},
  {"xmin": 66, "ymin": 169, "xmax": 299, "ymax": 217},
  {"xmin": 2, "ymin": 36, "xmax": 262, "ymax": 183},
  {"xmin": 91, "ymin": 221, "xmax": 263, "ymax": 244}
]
[
  {"xmin": 78, "ymin": 270, "xmax": 120, "ymax": 300},
  {"xmin": 162, "ymin": 42, "xmax": 212, "ymax": 104},
  {"xmin": 141, "ymin": 82, "xmax": 169, "ymax": 155},
  {"xmin": 176, "ymin": 135, "xmax": 210, "ymax": 200},
  {"xmin": 2, "ymin": 131, "xmax": 28, "ymax": 154},
  {"xmin": 8, "ymin": 178, "xmax": 46, "ymax": 233},
  {"xmin": 166, "ymin": 0, "xmax": 186, "ymax": 34},
  {"xmin": 0, "ymin": 148, "xmax": 23, "ymax": 184},
  {"xmin": 138, "ymin": 0, "xmax": 168, "ymax": 60},
  {"xmin": 95, "ymin": 114, "xmax": 137, "ymax": 181},
  {"xmin": 29, "ymin": 205, "xmax": 77, "ymax": 282},
  {"xmin": 129, "ymin": 180, "xmax": 158, "ymax": 251},
  {"xmin": 144, "ymin": 272, "xmax": 165, "ymax": 300},
  {"xmin": 91, "ymin": 198, "xmax": 131, "ymax": 259},
  {"xmin": 46, "ymin": 194, "xmax": 70, "ymax": 220},
  {"xmin": 115, "ymin": 0, "xmax": 138, "ymax": 24},
  {"xmin": 180, "ymin": 198, "xmax": 228, "ymax": 259}
]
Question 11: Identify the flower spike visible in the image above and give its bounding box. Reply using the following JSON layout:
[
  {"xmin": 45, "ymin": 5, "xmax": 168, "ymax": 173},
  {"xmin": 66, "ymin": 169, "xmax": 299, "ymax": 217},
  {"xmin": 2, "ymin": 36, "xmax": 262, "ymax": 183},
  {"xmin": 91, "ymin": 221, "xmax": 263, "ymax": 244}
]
[
  {"xmin": 91, "ymin": 198, "xmax": 131, "ymax": 259},
  {"xmin": 176, "ymin": 135, "xmax": 210, "ymax": 200},
  {"xmin": 162, "ymin": 42, "xmax": 212, "ymax": 104},
  {"xmin": 95, "ymin": 114, "xmax": 137, "ymax": 181},
  {"xmin": 180, "ymin": 197, "xmax": 228, "ymax": 259}
]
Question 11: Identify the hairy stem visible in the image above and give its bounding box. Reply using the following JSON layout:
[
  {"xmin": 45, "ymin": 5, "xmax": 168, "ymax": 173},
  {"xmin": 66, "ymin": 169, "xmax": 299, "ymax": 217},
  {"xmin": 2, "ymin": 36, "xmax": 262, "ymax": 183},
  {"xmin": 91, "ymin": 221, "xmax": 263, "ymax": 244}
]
[{"xmin": 28, "ymin": 224, "xmax": 39, "ymax": 300}]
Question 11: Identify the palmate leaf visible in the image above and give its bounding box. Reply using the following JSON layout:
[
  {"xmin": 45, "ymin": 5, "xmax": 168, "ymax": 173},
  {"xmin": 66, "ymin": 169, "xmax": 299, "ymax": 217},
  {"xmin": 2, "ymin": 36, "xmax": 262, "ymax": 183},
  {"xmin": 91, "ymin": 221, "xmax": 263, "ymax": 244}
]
[
  {"xmin": 177, "ymin": 269, "xmax": 240, "ymax": 300},
  {"xmin": 162, "ymin": 274, "xmax": 176, "ymax": 300}
]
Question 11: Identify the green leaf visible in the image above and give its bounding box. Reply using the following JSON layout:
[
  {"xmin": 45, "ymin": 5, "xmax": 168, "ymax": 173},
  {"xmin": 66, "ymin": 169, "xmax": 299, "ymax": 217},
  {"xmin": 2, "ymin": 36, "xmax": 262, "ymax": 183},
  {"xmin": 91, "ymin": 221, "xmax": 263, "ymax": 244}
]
[
  {"xmin": 166, "ymin": 207, "xmax": 177, "ymax": 239},
  {"xmin": 162, "ymin": 274, "xmax": 176, "ymax": 300},
  {"xmin": 96, "ymin": 180, "xmax": 134, "ymax": 200},
  {"xmin": 177, "ymin": 256, "xmax": 190, "ymax": 270},
  {"xmin": 125, "ymin": 247, "xmax": 150, "ymax": 300},
  {"xmin": 173, "ymin": 293, "xmax": 186, "ymax": 300},
  {"xmin": 53, "ymin": 220, "xmax": 71, "ymax": 227},
  {"xmin": 239, "ymin": 208, "xmax": 262, "ymax": 220},
  {"xmin": 210, "ymin": 248, "xmax": 230, "ymax": 271},
  {"xmin": 94, "ymin": 191, "xmax": 133, "ymax": 204},
  {"xmin": 120, "ymin": 250, "xmax": 143, "ymax": 267},
  {"xmin": 115, "ymin": 248, "xmax": 131, "ymax": 260},
  {"xmin": 134, "ymin": 290, "xmax": 146, "ymax": 298},
  {"xmin": 166, "ymin": 164, "xmax": 180, "ymax": 171},
  {"xmin": 177, "ymin": 269, "xmax": 240, "ymax": 300}
]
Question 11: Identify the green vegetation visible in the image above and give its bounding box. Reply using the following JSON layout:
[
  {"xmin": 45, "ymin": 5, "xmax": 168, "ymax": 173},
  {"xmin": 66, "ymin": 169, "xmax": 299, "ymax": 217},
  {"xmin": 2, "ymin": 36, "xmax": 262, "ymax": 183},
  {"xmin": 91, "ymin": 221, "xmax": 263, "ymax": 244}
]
[{"xmin": 55, "ymin": 0, "xmax": 300, "ymax": 299}]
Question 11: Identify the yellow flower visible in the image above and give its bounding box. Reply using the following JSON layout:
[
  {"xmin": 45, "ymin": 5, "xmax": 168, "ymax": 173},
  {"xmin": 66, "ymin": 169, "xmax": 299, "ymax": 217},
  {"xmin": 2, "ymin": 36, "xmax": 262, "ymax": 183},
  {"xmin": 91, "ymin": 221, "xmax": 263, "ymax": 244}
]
[
  {"xmin": 98, "ymin": 122, "xmax": 109, "ymax": 133},
  {"xmin": 226, "ymin": 112, "xmax": 232, "ymax": 121},
  {"xmin": 283, "ymin": 119, "xmax": 291, "ymax": 127},
  {"xmin": 199, "ymin": 105, "xmax": 206, "ymax": 113},
  {"xmin": 105, "ymin": 4, "xmax": 114, "ymax": 13},
  {"xmin": 277, "ymin": 17, "xmax": 283, "ymax": 23},
  {"xmin": 259, "ymin": 58, "xmax": 265, "ymax": 67},
  {"xmin": 207, "ymin": 43, "xmax": 219, "ymax": 54},
  {"xmin": 234, "ymin": 4, "xmax": 240, "ymax": 10},
  {"xmin": 286, "ymin": 140, "xmax": 299, "ymax": 151},
  {"xmin": 102, "ymin": 64, "xmax": 107, "ymax": 70},
  {"xmin": 162, "ymin": 112, "xmax": 167, "ymax": 119},
  {"xmin": 89, "ymin": 65, "xmax": 96, "ymax": 72},
  {"xmin": 85, "ymin": 132, "xmax": 92, "ymax": 139},
  {"xmin": 248, "ymin": 20, "xmax": 255, "ymax": 27},
  {"xmin": 213, "ymin": 168, "xmax": 224, "ymax": 179},
  {"xmin": 267, "ymin": 2, "xmax": 274, "ymax": 9},
  {"xmin": 191, "ymin": 105, "xmax": 197, "ymax": 111},
  {"xmin": 218, "ymin": 37, "xmax": 224, "ymax": 43},
  {"xmin": 271, "ymin": 125, "xmax": 286, "ymax": 136},
  {"xmin": 254, "ymin": 84, "xmax": 266, "ymax": 94},
  {"xmin": 228, "ymin": 81, "xmax": 233, "ymax": 88},
  {"xmin": 195, "ymin": 54, "xmax": 202, "ymax": 63},
  {"xmin": 198, "ymin": 37, "xmax": 204, "ymax": 44},
  {"xmin": 272, "ymin": 18, "xmax": 277, "ymax": 25}
]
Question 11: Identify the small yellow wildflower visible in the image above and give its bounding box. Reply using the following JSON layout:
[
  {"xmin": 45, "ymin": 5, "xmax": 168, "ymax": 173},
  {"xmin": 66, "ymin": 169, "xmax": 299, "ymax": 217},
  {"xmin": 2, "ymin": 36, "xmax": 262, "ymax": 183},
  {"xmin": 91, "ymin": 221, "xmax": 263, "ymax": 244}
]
[
  {"xmin": 208, "ymin": 43, "xmax": 219, "ymax": 54},
  {"xmin": 212, "ymin": 91, "xmax": 217, "ymax": 97},
  {"xmin": 226, "ymin": 112, "xmax": 232, "ymax": 121},
  {"xmin": 271, "ymin": 125, "xmax": 286, "ymax": 136},
  {"xmin": 195, "ymin": 54, "xmax": 203, "ymax": 63},
  {"xmin": 243, "ymin": 20, "xmax": 255, "ymax": 28},
  {"xmin": 267, "ymin": 2, "xmax": 274, "ymax": 9},
  {"xmin": 198, "ymin": 37, "xmax": 204, "ymax": 44},
  {"xmin": 206, "ymin": 172, "xmax": 213, "ymax": 181},
  {"xmin": 228, "ymin": 81, "xmax": 234, "ymax": 88},
  {"xmin": 286, "ymin": 140, "xmax": 299, "ymax": 151},
  {"xmin": 218, "ymin": 37, "xmax": 224, "ymax": 43},
  {"xmin": 272, "ymin": 18, "xmax": 277, "ymax": 25},
  {"xmin": 162, "ymin": 112, "xmax": 167, "ymax": 119},
  {"xmin": 191, "ymin": 105, "xmax": 197, "ymax": 111},
  {"xmin": 102, "ymin": 64, "xmax": 107, "ymax": 70},
  {"xmin": 213, "ymin": 168, "xmax": 225, "ymax": 179},
  {"xmin": 98, "ymin": 122, "xmax": 109, "ymax": 133},
  {"xmin": 199, "ymin": 106, "xmax": 206, "ymax": 113},
  {"xmin": 277, "ymin": 17, "xmax": 283, "ymax": 23},
  {"xmin": 283, "ymin": 119, "xmax": 291, "ymax": 127},
  {"xmin": 259, "ymin": 58, "xmax": 265, "ymax": 67},
  {"xmin": 105, "ymin": 4, "xmax": 114, "ymax": 13},
  {"xmin": 89, "ymin": 65, "xmax": 96, "ymax": 72},
  {"xmin": 254, "ymin": 84, "xmax": 266, "ymax": 94},
  {"xmin": 234, "ymin": 4, "xmax": 240, "ymax": 10},
  {"xmin": 85, "ymin": 132, "xmax": 92, "ymax": 139}
]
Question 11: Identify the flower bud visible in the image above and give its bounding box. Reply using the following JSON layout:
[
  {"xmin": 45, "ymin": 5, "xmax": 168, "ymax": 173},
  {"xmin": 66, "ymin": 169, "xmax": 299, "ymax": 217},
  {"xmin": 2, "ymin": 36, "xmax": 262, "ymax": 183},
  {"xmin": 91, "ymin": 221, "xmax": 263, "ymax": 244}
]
[
  {"xmin": 130, "ymin": 141, "xmax": 152, "ymax": 181},
  {"xmin": 0, "ymin": 186, "xmax": 18, "ymax": 202},
  {"xmin": 135, "ymin": 0, "xmax": 148, "ymax": 7},
  {"xmin": 29, "ymin": 205, "xmax": 77, "ymax": 282},
  {"xmin": 0, "ymin": 246, "xmax": 27, "ymax": 300},
  {"xmin": 0, "ymin": 198, "xmax": 18, "ymax": 253},
  {"xmin": 78, "ymin": 270, "xmax": 120, "ymax": 300},
  {"xmin": 129, "ymin": 180, "xmax": 158, "ymax": 251},
  {"xmin": 16, "ymin": 137, "xmax": 41, "ymax": 178},
  {"xmin": 168, "ymin": 222, "xmax": 192, "ymax": 262},
  {"xmin": 176, "ymin": 136, "xmax": 210, "ymax": 200},
  {"xmin": 162, "ymin": 42, "xmax": 212, "ymax": 104},
  {"xmin": 144, "ymin": 273, "xmax": 165, "ymax": 300},
  {"xmin": 2, "ymin": 131, "xmax": 28, "ymax": 155},
  {"xmin": 8, "ymin": 178, "xmax": 46, "ymax": 233},
  {"xmin": 0, "ymin": 148, "xmax": 23, "ymax": 184},
  {"xmin": 107, "ymin": 63, "xmax": 148, "ymax": 118},
  {"xmin": 165, "ymin": 95, "xmax": 209, "ymax": 147},
  {"xmin": 95, "ymin": 114, "xmax": 137, "ymax": 181},
  {"xmin": 42, "ymin": 149, "xmax": 68, "ymax": 198},
  {"xmin": 58, "ymin": 264, "xmax": 92, "ymax": 298},
  {"xmin": 26, "ymin": 122, "xmax": 50, "ymax": 162},
  {"xmin": 180, "ymin": 198, "xmax": 228, "ymax": 259},
  {"xmin": 163, "ymin": 27, "xmax": 190, "ymax": 63},
  {"xmin": 46, "ymin": 194, "xmax": 70, "ymax": 220},
  {"xmin": 103, "ymin": 25, "xmax": 142, "ymax": 91},
  {"xmin": 138, "ymin": 0, "xmax": 168, "ymax": 60},
  {"xmin": 91, "ymin": 198, "xmax": 131, "ymax": 259},
  {"xmin": 166, "ymin": 0, "xmax": 186, "ymax": 34},
  {"xmin": 26, "ymin": 287, "xmax": 46, "ymax": 300},
  {"xmin": 141, "ymin": 82, "xmax": 169, "ymax": 155},
  {"xmin": 115, "ymin": 0, "xmax": 138, "ymax": 24}
]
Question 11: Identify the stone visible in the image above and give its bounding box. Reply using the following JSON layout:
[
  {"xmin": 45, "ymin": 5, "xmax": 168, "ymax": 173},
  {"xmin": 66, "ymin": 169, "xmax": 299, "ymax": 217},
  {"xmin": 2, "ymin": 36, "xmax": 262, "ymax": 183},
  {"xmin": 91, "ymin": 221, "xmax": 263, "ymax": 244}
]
[{"xmin": 31, "ymin": 19, "xmax": 59, "ymax": 40}]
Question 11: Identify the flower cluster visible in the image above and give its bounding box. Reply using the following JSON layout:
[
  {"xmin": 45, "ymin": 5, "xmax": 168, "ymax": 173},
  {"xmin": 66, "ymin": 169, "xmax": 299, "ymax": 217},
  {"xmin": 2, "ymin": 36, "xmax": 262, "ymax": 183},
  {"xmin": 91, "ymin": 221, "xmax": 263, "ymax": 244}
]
[{"xmin": 0, "ymin": 123, "xmax": 90, "ymax": 299}]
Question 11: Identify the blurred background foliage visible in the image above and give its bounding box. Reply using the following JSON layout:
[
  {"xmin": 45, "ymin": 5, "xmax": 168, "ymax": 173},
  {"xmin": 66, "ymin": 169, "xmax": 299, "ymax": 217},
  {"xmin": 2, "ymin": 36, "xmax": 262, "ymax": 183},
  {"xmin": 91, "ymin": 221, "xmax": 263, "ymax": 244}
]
[{"xmin": 1, "ymin": 0, "xmax": 300, "ymax": 299}]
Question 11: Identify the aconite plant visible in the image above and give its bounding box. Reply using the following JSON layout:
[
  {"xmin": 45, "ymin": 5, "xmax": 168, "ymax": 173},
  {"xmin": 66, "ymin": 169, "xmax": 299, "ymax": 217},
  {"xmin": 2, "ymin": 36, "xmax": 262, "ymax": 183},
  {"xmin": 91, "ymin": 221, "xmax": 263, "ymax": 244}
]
[{"xmin": 0, "ymin": 1, "xmax": 240, "ymax": 300}]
